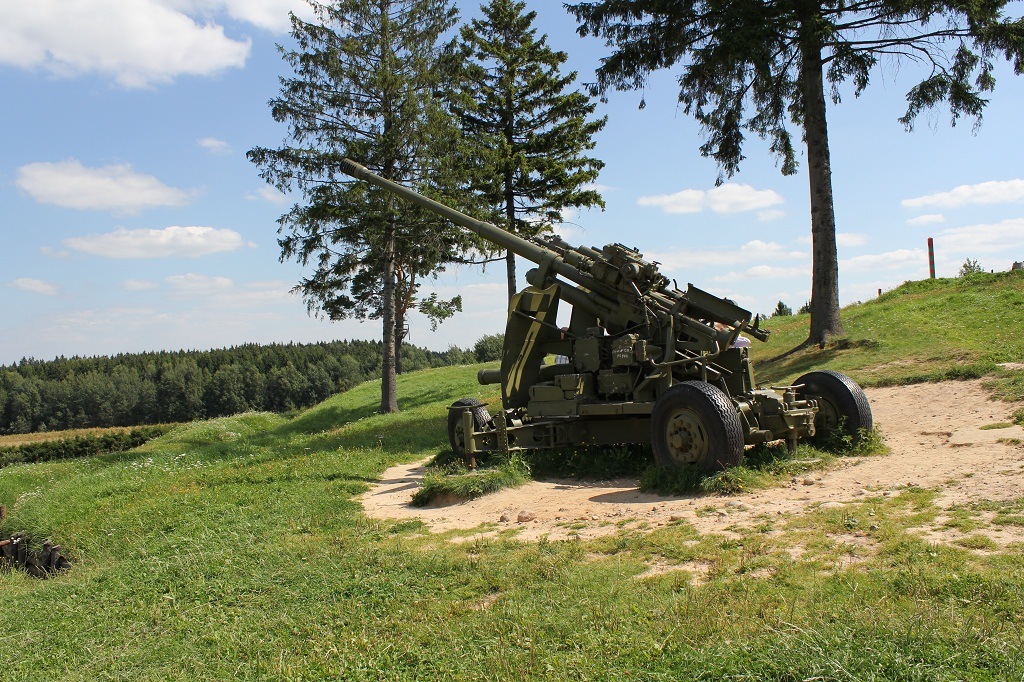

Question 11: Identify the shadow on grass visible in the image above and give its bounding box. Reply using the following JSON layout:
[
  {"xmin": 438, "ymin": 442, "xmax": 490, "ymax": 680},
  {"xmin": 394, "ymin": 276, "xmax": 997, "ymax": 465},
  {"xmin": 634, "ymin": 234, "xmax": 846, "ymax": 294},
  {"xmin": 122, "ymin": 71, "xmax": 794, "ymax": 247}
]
[
  {"xmin": 274, "ymin": 383, "xmax": 461, "ymax": 439},
  {"xmin": 758, "ymin": 339, "xmax": 872, "ymax": 383}
]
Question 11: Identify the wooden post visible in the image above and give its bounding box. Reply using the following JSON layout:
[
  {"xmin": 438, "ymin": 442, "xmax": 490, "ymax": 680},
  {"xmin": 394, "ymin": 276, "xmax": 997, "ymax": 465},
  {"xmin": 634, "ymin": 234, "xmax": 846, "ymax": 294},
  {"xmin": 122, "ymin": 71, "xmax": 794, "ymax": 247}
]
[{"xmin": 928, "ymin": 237, "xmax": 936, "ymax": 278}]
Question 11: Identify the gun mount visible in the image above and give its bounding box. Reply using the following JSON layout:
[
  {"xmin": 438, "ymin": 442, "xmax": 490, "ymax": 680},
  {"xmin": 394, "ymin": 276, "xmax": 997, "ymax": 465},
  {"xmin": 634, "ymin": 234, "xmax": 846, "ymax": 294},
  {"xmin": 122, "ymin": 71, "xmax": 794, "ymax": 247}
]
[{"xmin": 339, "ymin": 159, "xmax": 872, "ymax": 471}]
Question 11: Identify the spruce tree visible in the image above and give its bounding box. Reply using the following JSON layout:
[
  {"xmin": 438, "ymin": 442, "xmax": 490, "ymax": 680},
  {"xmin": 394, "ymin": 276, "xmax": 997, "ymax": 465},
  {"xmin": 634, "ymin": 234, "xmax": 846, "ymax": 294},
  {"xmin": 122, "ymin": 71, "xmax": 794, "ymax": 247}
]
[
  {"xmin": 456, "ymin": 0, "xmax": 607, "ymax": 300},
  {"xmin": 248, "ymin": 0, "xmax": 467, "ymax": 413},
  {"xmin": 569, "ymin": 0, "xmax": 1024, "ymax": 345}
]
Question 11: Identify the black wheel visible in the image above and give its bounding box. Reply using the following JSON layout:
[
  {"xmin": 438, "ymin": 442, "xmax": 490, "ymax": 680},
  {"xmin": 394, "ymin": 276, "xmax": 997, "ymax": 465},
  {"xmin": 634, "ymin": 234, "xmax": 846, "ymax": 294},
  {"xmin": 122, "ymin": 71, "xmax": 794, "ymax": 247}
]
[
  {"xmin": 650, "ymin": 382, "xmax": 744, "ymax": 472},
  {"xmin": 795, "ymin": 370, "xmax": 872, "ymax": 443},
  {"xmin": 447, "ymin": 398, "xmax": 491, "ymax": 459}
]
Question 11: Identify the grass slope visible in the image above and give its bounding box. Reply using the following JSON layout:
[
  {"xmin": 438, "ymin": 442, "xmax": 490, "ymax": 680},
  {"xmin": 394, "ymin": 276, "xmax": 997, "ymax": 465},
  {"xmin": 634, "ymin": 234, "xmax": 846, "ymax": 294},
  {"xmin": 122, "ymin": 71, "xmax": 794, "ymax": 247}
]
[
  {"xmin": 0, "ymin": 275, "xmax": 1022, "ymax": 679},
  {"xmin": 752, "ymin": 271, "xmax": 1024, "ymax": 397}
]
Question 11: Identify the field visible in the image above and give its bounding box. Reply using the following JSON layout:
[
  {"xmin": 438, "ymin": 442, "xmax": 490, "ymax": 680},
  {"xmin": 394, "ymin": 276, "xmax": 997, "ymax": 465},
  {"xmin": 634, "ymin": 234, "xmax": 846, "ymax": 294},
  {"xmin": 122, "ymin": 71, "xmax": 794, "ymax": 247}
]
[
  {"xmin": 1, "ymin": 272, "xmax": 1023, "ymax": 680},
  {"xmin": 0, "ymin": 426, "xmax": 141, "ymax": 447}
]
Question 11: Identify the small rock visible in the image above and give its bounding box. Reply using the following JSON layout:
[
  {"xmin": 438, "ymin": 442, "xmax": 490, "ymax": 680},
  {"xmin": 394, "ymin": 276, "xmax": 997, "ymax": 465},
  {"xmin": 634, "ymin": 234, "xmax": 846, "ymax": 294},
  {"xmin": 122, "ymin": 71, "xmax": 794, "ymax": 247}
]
[
  {"xmin": 802, "ymin": 478, "xmax": 815, "ymax": 486},
  {"xmin": 499, "ymin": 513, "xmax": 511, "ymax": 523},
  {"xmin": 669, "ymin": 514, "xmax": 685, "ymax": 522},
  {"xmin": 517, "ymin": 510, "xmax": 536, "ymax": 523},
  {"xmin": 590, "ymin": 515, "xmax": 599, "ymax": 521},
  {"xmin": 869, "ymin": 524, "xmax": 879, "ymax": 531},
  {"xmin": 716, "ymin": 511, "xmax": 728, "ymax": 518},
  {"xmin": 883, "ymin": 491, "xmax": 892, "ymax": 497}
]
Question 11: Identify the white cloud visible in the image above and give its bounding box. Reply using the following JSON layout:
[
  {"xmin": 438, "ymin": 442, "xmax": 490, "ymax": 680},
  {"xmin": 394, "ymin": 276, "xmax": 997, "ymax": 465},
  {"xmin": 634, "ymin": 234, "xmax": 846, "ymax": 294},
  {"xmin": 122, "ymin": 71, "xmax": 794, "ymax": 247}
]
[
  {"xmin": 121, "ymin": 279, "xmax": 158, "ymax": 291},
  {"xmin": 935, "ymin": 218, "xmax": 1024, "ymax": 255},
  {"xmin": 0, "ymin": 0, "xmax": 252, "ymax": 88},
  {"xmin": 40, "ymin": 246, "xmax": 72, "ymax": 258},
  {"xmin": 841, "ymin": 248, "xmax": 927, "ymax": 273},
  {"xmin": 166, "ymin": 273, "xmax": 235, "ymax": 292},
  {"xmin": 163, "ymin": 275, "xmax": 295, "ymax": 308},
  {"xmin": 706, "ymin": 184, "xmax": 784, "ymax": 213},
  {"xmin": 712, "ymin": 265, "xmax": 809, "ymax": 283},
  {"xmin": 64, "ymin": 226, "xmax": 253, "ymax": 258},
  {"xmin": 638, "ymin": 188, "xmax": 704, "ymax": 214},
  {"xmin": 836, "ymin": 232, "xmax": 868, "ymax": 247},
  {"xmin": 906, "ymin": 214, "xmax": 945, "ymax": 226},
  {"xmin": 8, "ymin": 278, "xmax": 61, "ymax": 296},
  {"xmin": 16, "ymin": 160, "xmax": 192, "ymax": 214},
  {"xmin": 638, "ymin": 183, "xmax": 783, "ymax": 214},
  {"xmin": 647, "ymin": 240, "xmax": 807, "ymax": 271},
  {"xmin": 198, "ymin": 137, "xmax": 231, "ymax": 154},
  {"xmin": 902, "ymin": 179, "xmax": 1024, "ymax": 210},
  {"xmin": 249, "ymin": 185, "xmax": 290, "ymax": 204},
  {"xmin": 188, "ymin": 0, "xmax": 315, "ymax": 32},
  {"xmin": 757, "ymin": 209, "xmax": 786, "ymax": 222}
]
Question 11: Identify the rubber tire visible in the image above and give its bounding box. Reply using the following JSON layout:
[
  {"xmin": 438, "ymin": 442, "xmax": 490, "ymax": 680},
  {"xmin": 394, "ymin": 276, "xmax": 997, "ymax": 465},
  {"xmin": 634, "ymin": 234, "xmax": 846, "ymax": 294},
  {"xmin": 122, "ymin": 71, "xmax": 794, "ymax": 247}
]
[
  {"xmin": 650, "ymin": 382, "xmax": 744, "ymax": 473},
  {"xmin": 795, "ymin": 370, "xmax": 872, "ymax": 443},
  {"xmin": 447, "ymin": 398, "xmax": 491, "ymax": 459}
]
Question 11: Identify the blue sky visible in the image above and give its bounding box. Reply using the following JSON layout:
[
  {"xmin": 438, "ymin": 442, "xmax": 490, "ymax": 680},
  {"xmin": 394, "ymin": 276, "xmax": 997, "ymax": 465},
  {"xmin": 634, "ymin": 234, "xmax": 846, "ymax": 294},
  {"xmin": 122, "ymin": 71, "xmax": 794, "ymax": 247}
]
[{"xmin": 2, "ymin": 0, "xmax": 1024, "ymax": 365}]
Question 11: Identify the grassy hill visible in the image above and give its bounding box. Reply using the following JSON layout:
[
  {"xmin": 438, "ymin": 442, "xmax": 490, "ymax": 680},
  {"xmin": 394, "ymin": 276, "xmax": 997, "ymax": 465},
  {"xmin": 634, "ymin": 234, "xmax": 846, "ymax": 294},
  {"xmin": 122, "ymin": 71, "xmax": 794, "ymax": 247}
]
[
  {"xmin": 752, "ymin": 271, "xmax": 1024, "ymax": 399},
  {"xmin": 1, "ymin": 273, "xmax": 1022, "ymax": 680}
]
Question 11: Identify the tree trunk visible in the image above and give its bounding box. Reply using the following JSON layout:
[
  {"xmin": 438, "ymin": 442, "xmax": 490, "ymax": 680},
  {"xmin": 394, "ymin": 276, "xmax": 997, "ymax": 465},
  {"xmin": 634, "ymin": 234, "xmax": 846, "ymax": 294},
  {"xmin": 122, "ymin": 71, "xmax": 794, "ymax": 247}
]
[
  {"xmin": 505, "ymin": 251, "xmax": 517, "ymax": 300},
  {"xmin": 394, "ymin": 302, "xmax": 405, "ymax": 375},
  {"xmin": 380, "ymin": 221, "xmax": 399, "ymax": 413},
  {"xmin": 505, "ymin": 163, "xmax": 517, "ymax": 301},
  {"xmin": 799, "ymin": 18, "xmax": 844, "ymax": 346}
]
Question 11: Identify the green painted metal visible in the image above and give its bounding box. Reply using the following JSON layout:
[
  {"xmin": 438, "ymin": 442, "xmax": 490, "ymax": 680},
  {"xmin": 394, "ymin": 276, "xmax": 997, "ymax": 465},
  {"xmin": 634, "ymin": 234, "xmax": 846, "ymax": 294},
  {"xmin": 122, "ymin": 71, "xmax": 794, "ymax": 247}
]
[{"xmin": 339, "ymin": 160, "xmax": 871, "ymax": 470}]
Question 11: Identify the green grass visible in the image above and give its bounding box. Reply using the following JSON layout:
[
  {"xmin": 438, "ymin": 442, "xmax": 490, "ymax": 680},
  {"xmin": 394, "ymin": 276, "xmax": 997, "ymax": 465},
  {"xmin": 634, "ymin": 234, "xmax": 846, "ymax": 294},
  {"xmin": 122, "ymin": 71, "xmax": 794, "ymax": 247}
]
[
  {"xmin": 752, "ymin": 270, "xmax": 1024, "ymax": 398},
  {"xmin": 411, "ymin": 454, "xmax": 531, "ymax": 506},
  {"xmin": 1, "ymin": 274, "xmax": 1023, "ymax": 679}
]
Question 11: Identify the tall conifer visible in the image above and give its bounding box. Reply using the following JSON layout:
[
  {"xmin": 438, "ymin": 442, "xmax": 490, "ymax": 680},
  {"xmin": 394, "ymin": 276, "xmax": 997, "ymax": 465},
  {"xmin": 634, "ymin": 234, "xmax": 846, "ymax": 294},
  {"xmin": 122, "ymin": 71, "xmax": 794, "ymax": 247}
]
[
  {"xmin": 456, "ymin": 0, "xmax": 607, "ymax": 300},
  {"xmin": 249, "ymin": 0, "xmax": 466, "ymax": 412}
]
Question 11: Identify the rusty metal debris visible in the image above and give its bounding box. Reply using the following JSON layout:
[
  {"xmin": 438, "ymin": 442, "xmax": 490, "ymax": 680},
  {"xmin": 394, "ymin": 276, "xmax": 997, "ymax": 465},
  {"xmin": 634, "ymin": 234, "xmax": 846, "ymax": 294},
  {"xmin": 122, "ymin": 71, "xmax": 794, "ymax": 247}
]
[{"xmin": 0, "ymin": 534, "xmax": 71, "ymax": 578}]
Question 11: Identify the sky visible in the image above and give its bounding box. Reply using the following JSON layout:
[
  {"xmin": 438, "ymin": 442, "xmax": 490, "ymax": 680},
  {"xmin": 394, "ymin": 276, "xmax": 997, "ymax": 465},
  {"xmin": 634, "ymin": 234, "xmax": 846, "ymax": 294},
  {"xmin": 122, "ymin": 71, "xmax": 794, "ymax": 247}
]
[{"xmin": 2, "ymin": 0, "xmax": 1024, "ymax": 366}]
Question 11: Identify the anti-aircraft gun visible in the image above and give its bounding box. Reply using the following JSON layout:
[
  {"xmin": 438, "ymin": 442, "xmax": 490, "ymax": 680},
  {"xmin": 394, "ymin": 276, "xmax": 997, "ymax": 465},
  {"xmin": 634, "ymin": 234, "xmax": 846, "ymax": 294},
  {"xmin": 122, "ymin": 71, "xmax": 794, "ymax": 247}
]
[{"xmin": 339, "ymin": 159, "xmax": 872, "ymax": 471}]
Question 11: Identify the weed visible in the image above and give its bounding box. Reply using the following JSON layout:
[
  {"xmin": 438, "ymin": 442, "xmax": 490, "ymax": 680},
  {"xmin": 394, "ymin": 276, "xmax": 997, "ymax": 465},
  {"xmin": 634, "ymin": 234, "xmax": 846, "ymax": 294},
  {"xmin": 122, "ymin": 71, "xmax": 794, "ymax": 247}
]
[
  {"xmin": 954, "ymin": 534, "xmax": 999, "ymax": 551},
  {"xmin": 411, "ymin": 454, "xmax": 531, "ymax": 506}
]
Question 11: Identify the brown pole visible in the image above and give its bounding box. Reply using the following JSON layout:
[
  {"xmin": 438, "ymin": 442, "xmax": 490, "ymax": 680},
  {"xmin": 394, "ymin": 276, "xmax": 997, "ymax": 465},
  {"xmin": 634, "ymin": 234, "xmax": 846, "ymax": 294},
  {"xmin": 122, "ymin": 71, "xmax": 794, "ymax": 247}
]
[{"xmin": 928, "ymin": 237, "xmax": 936, "ymax": 279}]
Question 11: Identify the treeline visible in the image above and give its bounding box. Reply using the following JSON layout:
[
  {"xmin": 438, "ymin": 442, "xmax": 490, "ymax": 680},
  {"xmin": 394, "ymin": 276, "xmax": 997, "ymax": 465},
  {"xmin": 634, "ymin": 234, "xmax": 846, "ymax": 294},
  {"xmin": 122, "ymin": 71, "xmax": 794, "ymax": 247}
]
[{"xmin": 0, "ymin": 340, "xmax": 477, "ymax": 434}]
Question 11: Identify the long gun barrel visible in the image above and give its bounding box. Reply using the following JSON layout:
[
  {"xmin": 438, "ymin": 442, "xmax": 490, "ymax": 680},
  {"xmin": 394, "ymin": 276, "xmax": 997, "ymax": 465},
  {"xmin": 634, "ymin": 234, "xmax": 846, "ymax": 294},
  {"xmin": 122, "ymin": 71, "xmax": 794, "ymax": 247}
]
[
  {"xmin": 339, "ymin": 159, "xmax": 624, "ymax": 314},
  {"xmin": 337, "ymin": 158, "xmax": 768, "ymax": 345},
  {"xmin": 339, "ymin": 158, "xmax": 549, "ymax": 263}
]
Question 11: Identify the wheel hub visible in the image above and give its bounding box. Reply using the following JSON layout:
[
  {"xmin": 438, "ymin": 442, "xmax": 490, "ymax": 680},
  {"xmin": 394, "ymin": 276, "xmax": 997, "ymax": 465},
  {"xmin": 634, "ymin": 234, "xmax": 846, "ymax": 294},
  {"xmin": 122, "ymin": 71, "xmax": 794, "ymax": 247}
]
[
  {"xmin": 665, "ymin": 409, "xmax": 707, "ymax": 464},
  {"xmin": 816, "ymin": 397, "xmax": 839, "ymax": 432}
]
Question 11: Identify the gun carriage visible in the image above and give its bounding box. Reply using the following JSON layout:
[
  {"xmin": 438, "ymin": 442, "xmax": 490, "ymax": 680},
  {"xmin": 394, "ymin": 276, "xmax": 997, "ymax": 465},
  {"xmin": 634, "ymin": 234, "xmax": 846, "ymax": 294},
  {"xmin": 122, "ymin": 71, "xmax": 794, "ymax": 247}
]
[{"xmin": 339, "ymin": 159, "xmax": 872, "ymax": 471}]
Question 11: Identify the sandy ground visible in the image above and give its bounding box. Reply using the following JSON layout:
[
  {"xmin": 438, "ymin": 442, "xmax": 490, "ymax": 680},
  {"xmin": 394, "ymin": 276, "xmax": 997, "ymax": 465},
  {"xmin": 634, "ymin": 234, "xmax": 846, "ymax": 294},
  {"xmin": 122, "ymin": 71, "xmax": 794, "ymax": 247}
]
[{"xmin": 359, "ymin": 380, "xmax": 1024, "ymax": 544}]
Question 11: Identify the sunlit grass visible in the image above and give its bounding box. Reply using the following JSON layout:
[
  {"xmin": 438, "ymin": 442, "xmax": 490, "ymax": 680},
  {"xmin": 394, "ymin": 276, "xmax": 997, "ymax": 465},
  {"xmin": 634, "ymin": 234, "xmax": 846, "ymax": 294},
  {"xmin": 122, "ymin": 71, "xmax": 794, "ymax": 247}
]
[{"xmin": 0, "ymin": 273, "xmax": 1022, "ymax": 678}]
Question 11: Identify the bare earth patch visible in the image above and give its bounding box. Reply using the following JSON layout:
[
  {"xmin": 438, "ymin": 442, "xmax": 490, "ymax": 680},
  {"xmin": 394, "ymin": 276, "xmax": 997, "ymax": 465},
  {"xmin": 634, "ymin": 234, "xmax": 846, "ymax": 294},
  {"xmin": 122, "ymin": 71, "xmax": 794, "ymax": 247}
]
[{"xmin": 359, "ymin": 380, "xmax": 1024, "ymax": 545}]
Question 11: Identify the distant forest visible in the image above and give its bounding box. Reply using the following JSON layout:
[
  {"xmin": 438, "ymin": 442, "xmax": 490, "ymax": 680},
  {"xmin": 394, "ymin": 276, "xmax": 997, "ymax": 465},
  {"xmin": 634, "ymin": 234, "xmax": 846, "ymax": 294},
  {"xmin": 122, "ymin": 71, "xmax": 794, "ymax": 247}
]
[{"xmin": 0, "ymin": 340, "xmax": 480, "ymax": 434}]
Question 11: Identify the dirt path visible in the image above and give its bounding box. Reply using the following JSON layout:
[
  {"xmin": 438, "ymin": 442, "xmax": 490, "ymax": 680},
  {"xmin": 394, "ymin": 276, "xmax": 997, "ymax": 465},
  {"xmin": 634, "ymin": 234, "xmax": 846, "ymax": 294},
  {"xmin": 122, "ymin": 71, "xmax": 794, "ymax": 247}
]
[{"xmin": 359, "ymin": 380, "xmax": 1024, "ymax": 543}]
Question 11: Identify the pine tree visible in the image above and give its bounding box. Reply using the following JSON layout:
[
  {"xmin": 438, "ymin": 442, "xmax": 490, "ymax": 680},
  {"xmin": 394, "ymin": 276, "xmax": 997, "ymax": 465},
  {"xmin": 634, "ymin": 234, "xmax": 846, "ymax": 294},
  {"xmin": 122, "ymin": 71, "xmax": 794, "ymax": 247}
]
[
  {"xmin": 569, "ymin": 0, "xmax": 1024, "ymax": 345},
  {"xmin": 248, "ymin": 0, "xmax": 467, "ymax": 412},
  {"xmin": 455, "ymin": 0, "xmax": 607, "ymax": 300}
]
